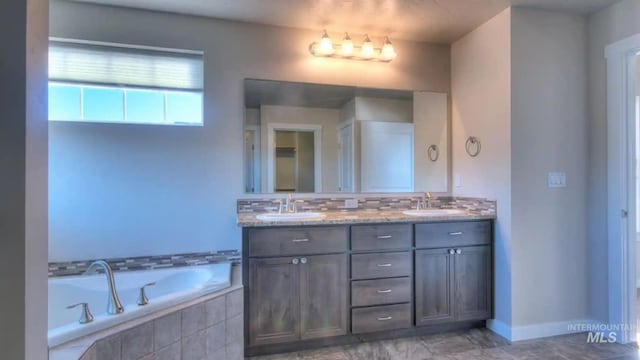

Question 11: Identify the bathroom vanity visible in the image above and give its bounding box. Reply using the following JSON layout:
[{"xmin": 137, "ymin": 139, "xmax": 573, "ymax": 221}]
[{"xmin": 239, "ymin": 212, "xmax": 494, "ymax": 357}]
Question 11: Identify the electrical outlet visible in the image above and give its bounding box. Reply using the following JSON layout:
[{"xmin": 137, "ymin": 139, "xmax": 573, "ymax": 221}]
[
  {"xmin": 344, "ymin": 199, "xmax": 358, "ymax": 209},
  {"xmin": 547, "ymin": 172, "xmax": 567, "ymax": 188},
  {"xmin": 455, "ymin": 175, "xmax": 462, "ymax": 188}
]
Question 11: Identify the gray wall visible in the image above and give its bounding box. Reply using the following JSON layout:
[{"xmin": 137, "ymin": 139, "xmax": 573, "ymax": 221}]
[
  {"xmin": 511, "ymin": 8, "xmax": 589, "ymax": 326},
  {"xmin": 587, "ymin": 0, "xmax": 640, "ymax": 323},
  {"xmin": 0, "ymin": 0, "xmax": 49, "ymax": 358},
  {"xmin": 453, "ymin": 6, "xmax": 590, "ymax": 334},
  {"xmin": 452, "ymin": 7, "xmax": 513, "ymax": 328},
  {"xmin": 49, "ymin": 0, "xmax": 451, "ymax": 261}
]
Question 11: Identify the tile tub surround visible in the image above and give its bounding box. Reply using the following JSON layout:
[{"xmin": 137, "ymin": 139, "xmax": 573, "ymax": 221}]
[
  {"xmin": 49, "ymin": 266, "xmax": 244, "ymax": 360},
  {"xmin": 249, "ymin": 328, "xmax": 639, "ymax": 360},
  {"xmin": 237, "ymin": 195, "xmax": 496, "ymax": 214},
  {"xmin": 49, "ymin": 250, "xmax": 241, "ymax": 277}
]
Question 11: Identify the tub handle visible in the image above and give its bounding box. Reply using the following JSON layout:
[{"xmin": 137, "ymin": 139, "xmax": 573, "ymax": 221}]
[
  {"xmin": 137, "ymin": 282, "xmax": 156, "ymax": 306},
  {"xmin": 66, "ymin": 302, "xmax": 94, "ymax": 324}
]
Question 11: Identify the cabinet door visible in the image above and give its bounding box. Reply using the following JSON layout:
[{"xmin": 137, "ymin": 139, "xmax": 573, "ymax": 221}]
[
  {"xmin": 248, "ymin": 257, "xmax": 300, "ymax": 346},
  {"xmin": 415, "ymin": 249, "xmax": 455, "ymax": 326},
  {"xmin": 454, "ymin": 246, "xmax": 492, "ymax": 321},
  {"xmin": 299, "ymin": 254, "xmax": 348, "ymax": 340}
]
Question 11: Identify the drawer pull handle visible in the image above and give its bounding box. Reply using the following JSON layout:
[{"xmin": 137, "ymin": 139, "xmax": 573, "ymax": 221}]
[
  {"xmin": 376, "ymin": 263, "xmax": 393, "ymax": 267},
  {"xmin": 377, "ymin": 289, "xmax": 392, "ymax": 294},
  {"xmin": 376, "ymin": 235, "xmax": 392, "ymax": 239},
  {"xmin": 377, "ymin": 316, "xmax": 393, "ymax": 321},
  {"xmin": 448, "ymin": 232, "xmax": 463, "ymax": 236},
  {"xmin": 292, "ymin": 238, "xmax": 309, "ymax": 243}
]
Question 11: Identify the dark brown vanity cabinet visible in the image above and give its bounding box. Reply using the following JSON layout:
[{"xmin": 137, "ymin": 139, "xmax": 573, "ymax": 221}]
[
  {"xmin": 244, "ymin": 219, "xmax": 493, "ymax": 356},
  {"xmin": 415, "ymin": 221, "xmax": 492, "ymax": 326},
  {"xmin": 349, "ymin": 224, "xmax": 413, "ymax": 335},
  {"xmin": 245, "ymin": 226, "xmax": 349, "ymax": 347}
]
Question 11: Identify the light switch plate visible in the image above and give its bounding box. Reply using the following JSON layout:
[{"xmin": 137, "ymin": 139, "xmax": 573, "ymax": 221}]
[
  {"xmin": 548, "ymin": 172, "xmax": 567, "ymax": 188},
  {"xmin": 344, "ymin": 199, "xmax": 358, "ymax": 209}
]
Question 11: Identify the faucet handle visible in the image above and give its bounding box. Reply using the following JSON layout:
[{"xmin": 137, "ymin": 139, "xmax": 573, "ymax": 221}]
[
  {"xmin": 67, "ymin": 302, "xmax": 94, "ymax": 324},
  {"xmin": 137, "ymin": 282, "xmax": 156, "ymax": 306}
]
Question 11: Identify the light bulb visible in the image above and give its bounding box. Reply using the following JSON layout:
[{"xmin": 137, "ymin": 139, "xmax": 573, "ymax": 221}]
[
  {"xmin": 341, "ymin": 32, "xmax": 354, "ymax": 56},
  {"xmin": 318, "ymin": 30, "xmax": 334, "ymax": 55},
  {"xmin": 380, "ymin": 37, "xmax": 396, "ymax": 61},
  {"xmin": 361, "ymin": 34, "xmax": 374, "ymax": 59}
]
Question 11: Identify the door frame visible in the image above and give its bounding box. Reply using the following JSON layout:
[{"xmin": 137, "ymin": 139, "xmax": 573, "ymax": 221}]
[
  {"xmin": 605, "ymin": 33, "xmax": 640, "ymax": 344},
  {"xmin": 338, "ymin": 120, "xmax": 355, "ymax": 192},
  {"xmin": 266, "ymin": 123, "xmax": 322, "ymax": 193},
  {"xmin": 244, "ymin": 125, "xmax": 260, "ymax": 193}
]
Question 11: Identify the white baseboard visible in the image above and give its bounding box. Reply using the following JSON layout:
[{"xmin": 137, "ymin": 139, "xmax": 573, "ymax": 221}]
[
  {"xmin": 487, "ymin": 319, "xmax": 511, "ymax": 340},
  {"xmin": 486, "ymin": 319, "xmax": 598, "ymax": 342}
]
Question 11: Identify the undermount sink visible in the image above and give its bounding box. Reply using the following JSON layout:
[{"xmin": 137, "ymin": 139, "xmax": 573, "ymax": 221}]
[
  {"xmin": 256, "ymin": 212, "xmax": 325, "ymax": 221},
  {"xmin": 402, "ymin": 209, "xmax": 467, "ymax": 217}
]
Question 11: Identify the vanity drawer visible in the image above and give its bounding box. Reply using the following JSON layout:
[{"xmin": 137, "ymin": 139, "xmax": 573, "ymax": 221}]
[
  {"xmin": 415, "ymin": 221, "xmax": 491, "ymax": 249},
  {"xmin": 247, "ymin": 226, "xmax": 348, "ymax": 257},
  {"xmin": 351, "ymin": 277, "xmax": 411, "ymax": 307},
  {"xmin": 351, "ymin": 303, "xmax": 411, "ymax": 334},
  {"xmin": 351, "ymin": 224, "xmax": 412, "ymax": 251},
  {"xmin": 351, "ymin": 252, "xmax": 411, "ymax": 280}
]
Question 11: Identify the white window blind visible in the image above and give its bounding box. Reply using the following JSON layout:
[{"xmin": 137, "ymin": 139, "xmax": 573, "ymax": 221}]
[
  {"xmin": 49, "ymin": 39, "xmax": 204, "ymax": 91},
  {"xmin": 48, "ymin": 39, "xmax": 204, "ymax": 125}
]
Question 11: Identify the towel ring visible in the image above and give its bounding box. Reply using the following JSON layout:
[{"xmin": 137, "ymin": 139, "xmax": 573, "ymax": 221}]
[
  {"xmin": 465, "ymin": 136, "xmax": 481, "ymax": 157},
  {"xmin": 427, "ymin": 145, "xmax": 439, "ymax": 162}
]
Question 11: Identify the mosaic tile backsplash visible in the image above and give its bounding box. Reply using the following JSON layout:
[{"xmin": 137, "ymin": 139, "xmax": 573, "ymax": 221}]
[
  {"xmin": 237, "ymin": 195, "xmax": 496, "ymax": 215},
  {"xmin": 48, "ymin": 250, "xmax": 241, "ymax": 277}
]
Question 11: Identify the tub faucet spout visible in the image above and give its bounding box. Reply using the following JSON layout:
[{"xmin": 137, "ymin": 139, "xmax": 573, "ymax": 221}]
[{"xmin": 85, "ymin": 260, "xmax": 124, "ymax": 315}]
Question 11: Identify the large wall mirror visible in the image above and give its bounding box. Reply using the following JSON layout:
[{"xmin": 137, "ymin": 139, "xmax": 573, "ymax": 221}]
[{"xmin": 243, "ymin": 79, "xmax": 448, "ymax": 194}]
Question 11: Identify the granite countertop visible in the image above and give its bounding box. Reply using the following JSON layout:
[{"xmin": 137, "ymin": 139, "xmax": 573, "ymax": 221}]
[{"xmin": 236, "ymin": 209, "xmax": 496, "ymax": 227}]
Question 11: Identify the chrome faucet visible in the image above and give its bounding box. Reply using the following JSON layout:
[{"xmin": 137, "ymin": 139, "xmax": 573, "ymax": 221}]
[
  {"xmin": 85, "ymin": 260, "xmax": 124, "ymax": 315},
  {"xmin": 417, "ymin": 192, "xmax": 432, "ymax": 210},
  {"xmin": 279, "ymin": 193, "xmax": 297, "ymax": 213}
]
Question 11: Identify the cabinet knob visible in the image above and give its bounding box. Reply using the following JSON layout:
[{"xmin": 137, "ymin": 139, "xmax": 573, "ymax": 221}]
[
  {"xmin": 377, "ymin": 316, "xmax": 393, "ymax": 321},
  {"xmin": 300, "ymin": 257, "xmax": 307, "ymax": 264},
  {"xmin": 292, "ymin": 258, "xmax": 299, "ymax": 265},
  {"xmin": 448, "ymin": 249, "xmax": 455, "ymax": 255},
  {"xmin": 377, "ymin": 289, "xmax": 392, "ymax": 294},
  {"xmin": 448, "ymin": 232, "xmax": 463, "ymax": 236},
  {"xmin": 455, "ymin": 249, "xmax": 462, "ymax": 255}
]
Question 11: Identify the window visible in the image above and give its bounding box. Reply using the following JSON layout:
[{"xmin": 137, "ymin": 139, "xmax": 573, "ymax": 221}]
[{"xmin": 48, "ymin": 39, "xmax": 204, "ymax": 125}]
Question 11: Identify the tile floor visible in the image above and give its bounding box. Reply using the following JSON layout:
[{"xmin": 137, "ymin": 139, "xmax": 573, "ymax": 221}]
[{"xmin": 250, "ymin": 328, "xmax": 640, "ymax": 360}]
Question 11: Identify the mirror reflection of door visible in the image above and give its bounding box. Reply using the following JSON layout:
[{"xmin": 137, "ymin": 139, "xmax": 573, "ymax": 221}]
[
  {"xmin": 244, "ymin": 126, "xmax": 260, "ymax": 193},
  {"xmin": 274, "ymin": 130, "xmax": 315, "ymax": 193},
  {"xmin": 338, "ymin": 123, "xmax": 354, "ymax": 192}
]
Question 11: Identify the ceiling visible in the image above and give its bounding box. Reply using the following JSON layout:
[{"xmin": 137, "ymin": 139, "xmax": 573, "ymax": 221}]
[
  {"xmin": 69, "ymin": 0, "xmax": 620, "ymax": 43},
  {"xmin": 244, "ymin": 79, "xmax": 413, "ymax": 109}
]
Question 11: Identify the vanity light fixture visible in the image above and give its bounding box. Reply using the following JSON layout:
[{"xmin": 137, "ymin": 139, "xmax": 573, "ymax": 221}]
[
  {"xmin": 341, "ymin": 32, "xmax": 354, "ymax": 56},
  {"xmin": 309, "ymin": 30, "xmax": 397, "ymax": 62}
]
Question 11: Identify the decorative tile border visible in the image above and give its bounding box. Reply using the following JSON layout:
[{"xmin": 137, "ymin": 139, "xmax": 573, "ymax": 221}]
[
  {"xmin": 237, "ymin": 195, "xmax": 496, "ymax": 215},
  {"xmin": 48, "ymin": 250, "xmax": 241, "ymax": 278}
]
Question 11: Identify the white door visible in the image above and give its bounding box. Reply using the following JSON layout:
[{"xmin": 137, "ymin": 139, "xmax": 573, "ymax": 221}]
[
  {"xmin": 338, "ymin": 123, "xmax": 354, "ymax": 192},
  {"xmin": 244, "ymin": 130, "xmax": 256, "ymax": 192},
  {"xmin": 360, "ymin": 121, "xmax": 414, "ymax": 192}
]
